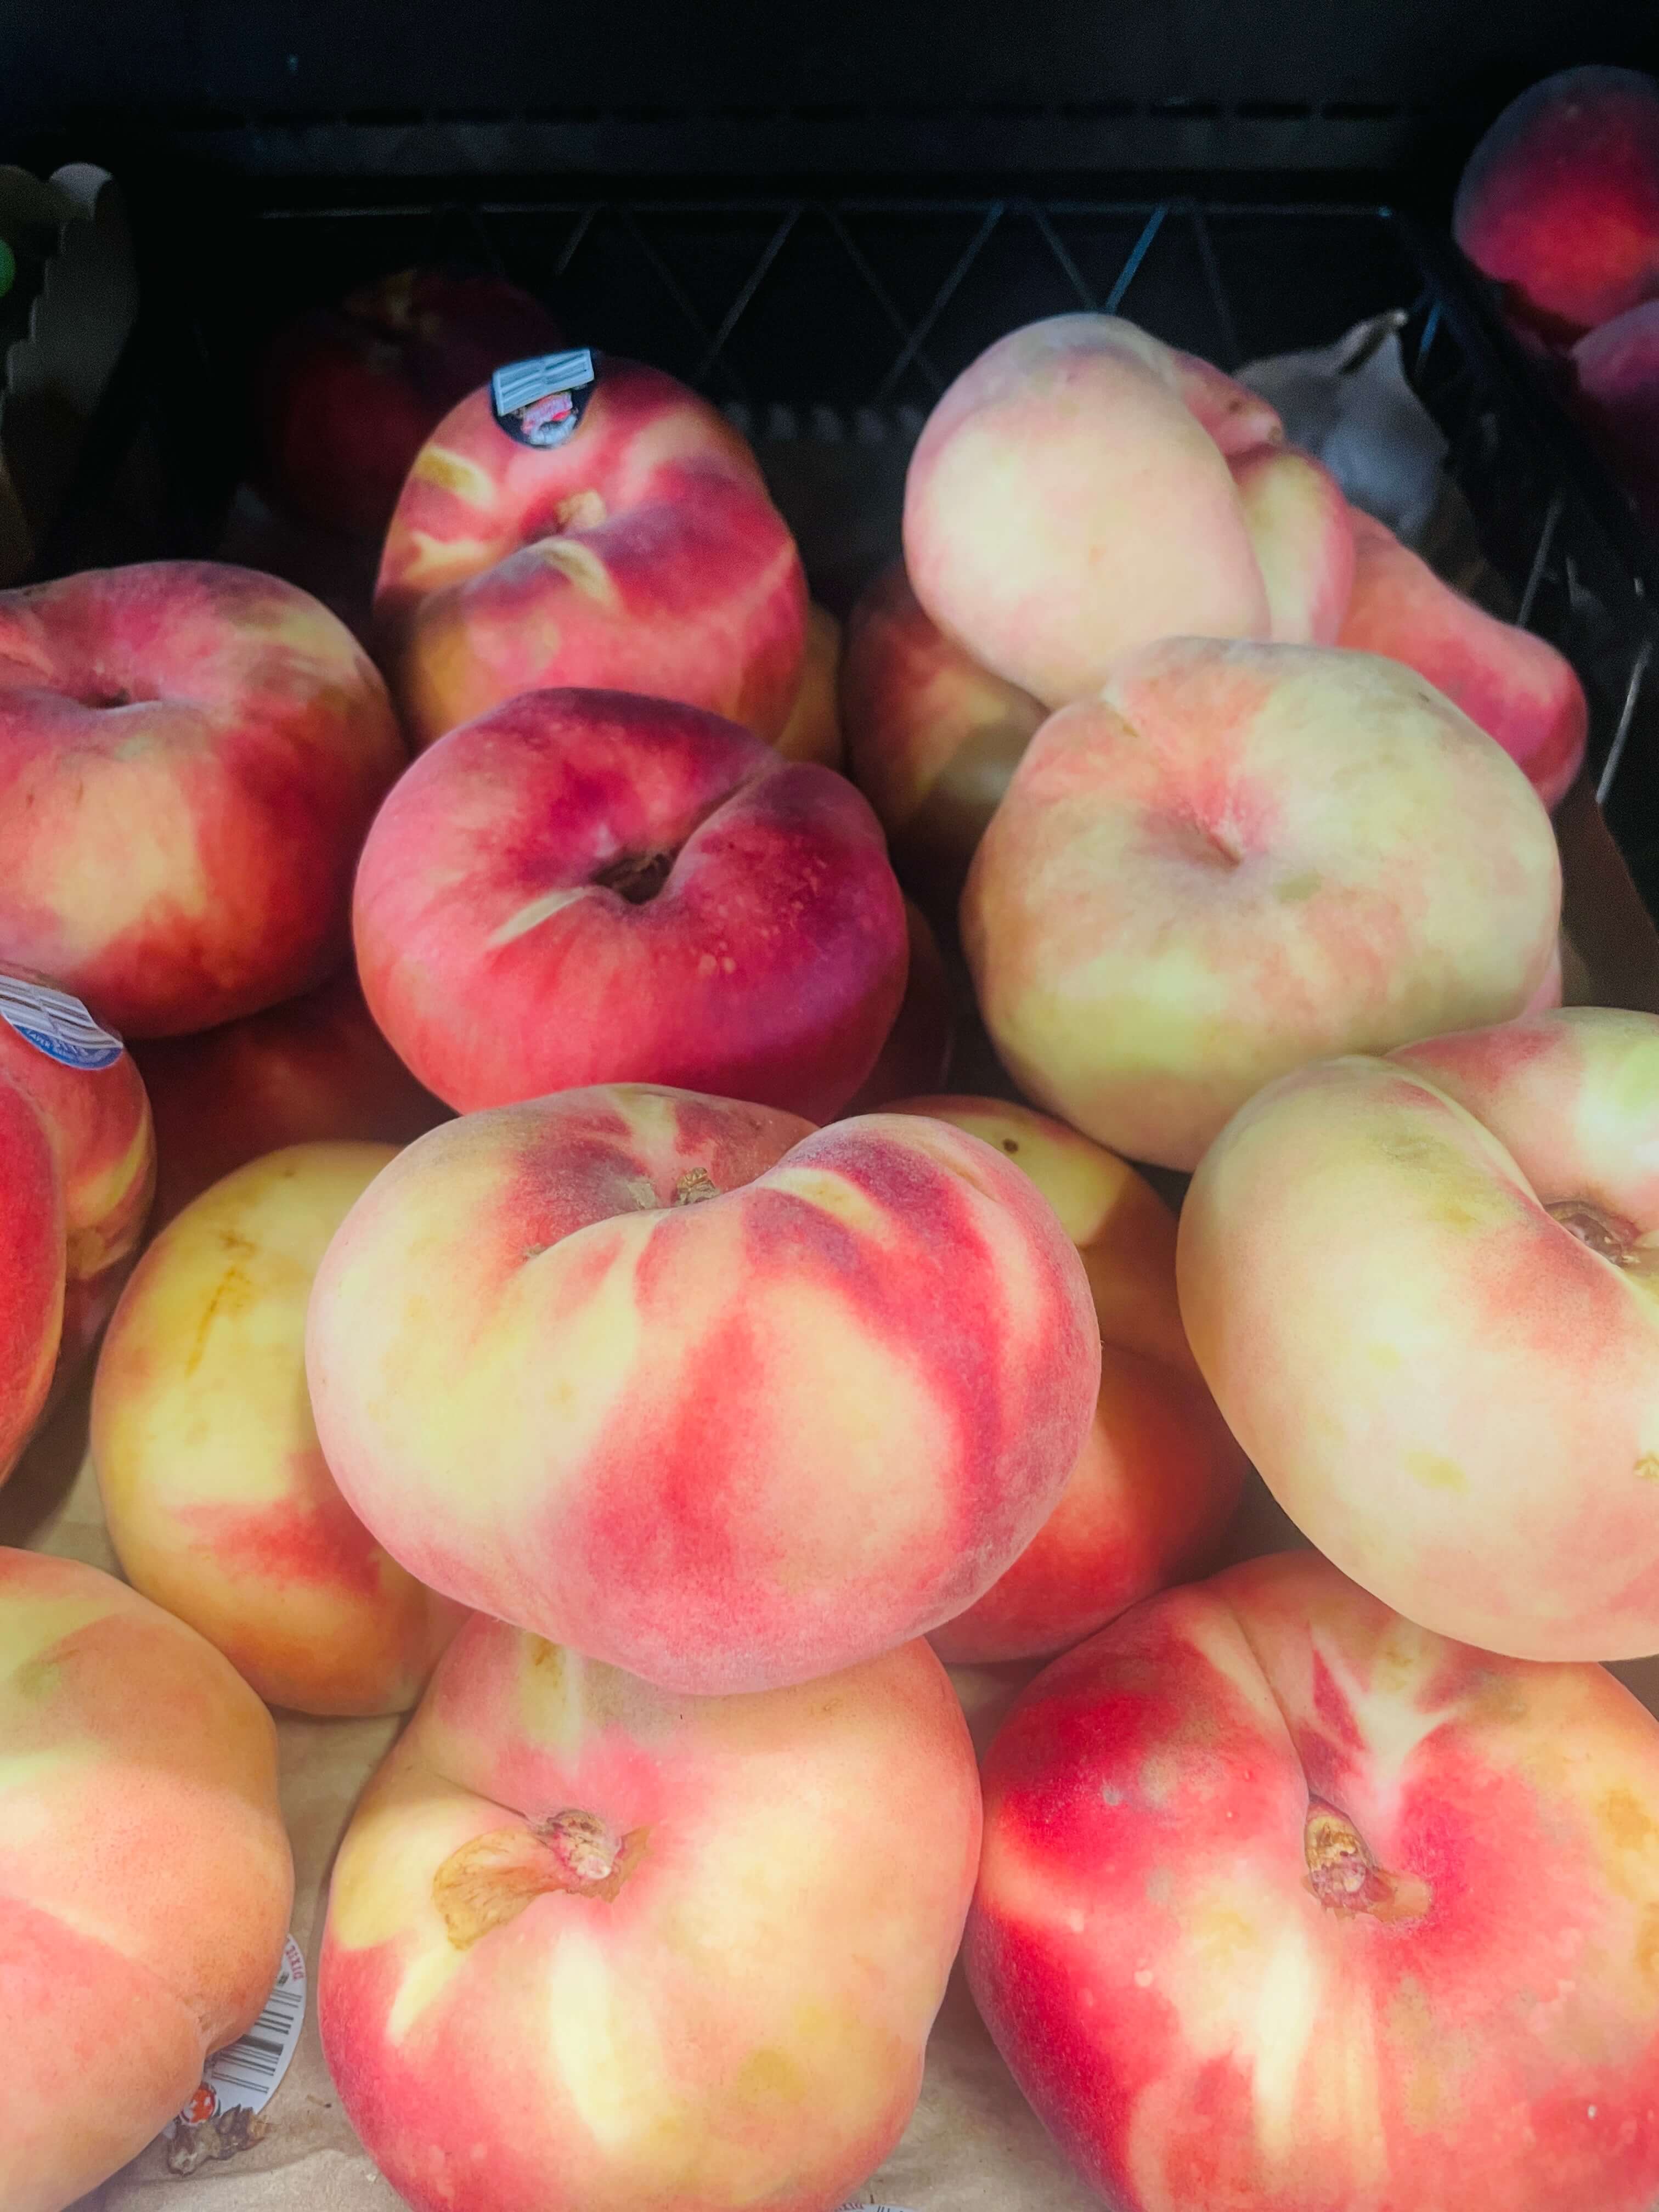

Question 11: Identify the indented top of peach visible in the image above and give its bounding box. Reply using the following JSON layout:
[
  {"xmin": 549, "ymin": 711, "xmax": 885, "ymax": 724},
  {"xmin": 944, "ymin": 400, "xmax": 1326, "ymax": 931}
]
[{"xmin": 1454, "ymin": 65, "xmax": 1659, "ymax": 342}]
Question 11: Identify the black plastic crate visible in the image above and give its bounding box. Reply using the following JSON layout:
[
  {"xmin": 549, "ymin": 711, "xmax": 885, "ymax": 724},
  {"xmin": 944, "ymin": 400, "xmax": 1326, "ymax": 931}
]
[{"xmin": 42, "ymin": 179, "xmax": 1659, "ymax": 901}]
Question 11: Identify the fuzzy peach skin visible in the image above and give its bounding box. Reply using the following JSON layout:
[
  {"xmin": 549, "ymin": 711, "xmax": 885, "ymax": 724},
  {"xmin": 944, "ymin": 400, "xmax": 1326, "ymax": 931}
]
[
  {"xmin": 842, "ymin": 900, "xmax": 955, "ymax": 1114},
  {"xmin": 1178, "ymin": 1005, "xmax": 1659, "ymax": 1662},
  {"xmin": 841, "ymin": 562, "xmax": 1046, "ymax": 907},
  {"xmin": 0, "ymin": 561, "xmax": 405, "ymax": 1036},
  {"xmin": 1454, "ymin": 65, "xmax": 1659, "ymax": 344},
  {"xmin": 306, "ymin": 1086, "xmax": 1099, "ymax": 1694},
  {"xmin": 133, "ymin": 964, "xmax": 447, "ymax": 1229},
  {"xmin": 374, "ymin": 358, "xmax": 806, "ymax": 751},
  {"xmin": 969, "ymin": 1547, "xmax": 1659, "ymax": 2212},
  {"xmin": 773, "ymin": 602, "xmax": 844, "ymax": 769},
  {"xmin": 353, "ymin": 689, "xmax": 908, "ymax": 1120},
  {"xmin": 1339, "ymin": 508, "xmax": 1587, "ymax": 808},
  {"xmin": 0, "ymin": 977, "xmax": 154, "ymax": 1479},
  {"xmin": 1, "ymin": 1546, "xmax": 292, "ymax": 2212},
  {"xmin": 1228, "ymin": 444, "xmax": 1354, "ymax": 647},
  {"xmin": 902, "ymin": 315, "xmax": 1272, "ymax": 707},
  {"xmin": 320, "ymin": 1615, "xmax": 979, "ymax": 2212},
  {"xmin": 962, "ymin": 637, "xmax": 1563, "ymax": 1171},
  {"xmin": 92, "ymin": 1142, "xmax": 466, "ymax": 1716},
  {"xmin": 889, "ymin": 1097, "xmax": 1245, "ymax": 1663}
]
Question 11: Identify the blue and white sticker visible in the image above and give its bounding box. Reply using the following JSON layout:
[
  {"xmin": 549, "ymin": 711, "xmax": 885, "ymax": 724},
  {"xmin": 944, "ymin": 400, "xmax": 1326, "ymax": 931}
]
[
  {"xmin": 490, "ymin": 348, "xmax": 597, "ymax": 448},
  {"xmin": 0, "ymin": 973, "xmax": 123, "ymax": 1070}
]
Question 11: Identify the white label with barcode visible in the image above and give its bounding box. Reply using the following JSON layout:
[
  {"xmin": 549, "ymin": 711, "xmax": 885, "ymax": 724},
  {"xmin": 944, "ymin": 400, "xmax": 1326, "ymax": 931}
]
[
  {"xmin": 0, "ymin": 973, "xmax": 123, "ymax": 1070},
  {"xmin": 168, "ymin": 1933, "xmax": 306, "ymax": 2131}
]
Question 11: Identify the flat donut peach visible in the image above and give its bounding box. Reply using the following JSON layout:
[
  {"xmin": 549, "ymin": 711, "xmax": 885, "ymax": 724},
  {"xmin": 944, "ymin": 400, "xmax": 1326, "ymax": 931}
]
[
  {"xmin": 0, "ymin": 561, "xmax": 405, "ymax": 1036},
  {"xmin": 374, "ymin": 358, "xmax": 808, "ymax": 750},
  {"xmin": 353, "ymin": 688, "xmax": 908, "ymax": 1120}
]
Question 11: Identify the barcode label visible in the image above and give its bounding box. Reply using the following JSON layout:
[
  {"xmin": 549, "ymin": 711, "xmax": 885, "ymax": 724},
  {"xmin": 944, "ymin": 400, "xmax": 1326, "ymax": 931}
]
[
  {"xmin": 0, "ymin": 972, "xmax": 123, "ymax": 1070},
  {"xmin": 491, "ymin": 349, "xmax": 595, "ymax": 415},
  {"xmin": 490, "ymin": 348, "xmax": 598, "ymax": 449},
  {"xmin": 167, "ymin": 1933, "xmax": 306, "ymax": 2134}
]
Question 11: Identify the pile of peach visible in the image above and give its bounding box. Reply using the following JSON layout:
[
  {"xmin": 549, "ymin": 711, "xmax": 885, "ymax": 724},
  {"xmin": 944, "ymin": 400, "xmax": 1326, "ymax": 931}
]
[
  {"xmin": 1456, "ymin": 64, "xmax": 1659, "ymax": 531},
  {"xmin": 6, "ymin": 279, "xmax": 1659, "ymax": 2212}
]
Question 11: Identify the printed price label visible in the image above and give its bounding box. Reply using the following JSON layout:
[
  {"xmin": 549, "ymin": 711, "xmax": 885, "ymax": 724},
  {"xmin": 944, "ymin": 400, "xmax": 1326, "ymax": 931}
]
[
  {"xmin": 490, "ymin": 347, "xmax": 597, "ymax": 448},
  {"xmin": 0, "ymin": 973, "xmax": 123, "ymax": 1070},
  {"xmin": 168, "ymin": 1933, "xmax": 306, "ymax": 2136}
]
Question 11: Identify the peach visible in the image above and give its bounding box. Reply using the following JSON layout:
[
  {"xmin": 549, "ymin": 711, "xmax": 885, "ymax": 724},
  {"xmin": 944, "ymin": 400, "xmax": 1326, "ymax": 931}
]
[
  {"xmin": 888, "ymin": 1097, "xmax": 1245, "ymax": 1662},
  {"xmin": 1338, "ymin": 507, "xmax": 1587, "ymax": 808},
  {"xmin": 92, "ymin": 1142, "xmax": 466, "ymax": 1716},
  {"xmin": 353, "ymin": 689, "xmax": 907, "ymax": 1120},
  {"xmin": 841, "ymin": 561, "xmax": 1046, "ymax": 908},
  {"xmin": 1454, "ymin": 65, "xmax": 1659, "ymax": 342},
  {"xmin": 842, "ymin": 900, "xmax": 955, "ymax": 1114},
  {"xmin": 1572, "ymin": 299, "xmax": 1659, "ymax": 530},
  {"xmin": 773, "ymin": 602, "xmax": 844, "ymax": 769},
  {"xmin": 902, "ymin": 315, "xmax": 1272, "ymax": 706},
  {"xmin": 0, "ymin": 561, "xmax": 405, "ymax": 1036},
  {"xmin": 969, "ymin": 1549, "xmax": 1659, "ymax": 2212},
  {"xmin": 133, "ymin": 964, "xmax": 447, "ymax": 1229},
  {"xmin": 2, "ymin": 1545, "xmax": 291, "ymax": 2212},
  {"xmin": 257, "ymin": 267, "xmax": 566, "ymax": 542},
  {"xmin": 1228, "ymin": 443, "xmax": 1354, "ymax": 647},
  {"xmin": 0, "ymin": 969, "xmax": 153, "ymax": 1481},
  {"xmin": 962, "ymin": 637, "xmax": 1563, "ymax": 1170},
  {"xmin": 1178, "ymin": 1005, "xmax": 1659, "ymax": 1662},
  {"xmin": 375, "ymin": 359, "xmax": 806, "ymax": 750},
  {"xmin": 320, "ymin": 1614, "xmax": 979, "ymax": 2212},
  {"xmin": 306, "ymin": 1086, "xmax": 1100, "ymax": 1694}
]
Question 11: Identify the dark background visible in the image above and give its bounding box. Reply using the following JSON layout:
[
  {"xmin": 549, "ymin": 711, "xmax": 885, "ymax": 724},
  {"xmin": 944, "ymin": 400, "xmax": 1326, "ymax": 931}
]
[{"xmin": 3, "ymin": 1, "xmax": 1658, "ymax": 190}]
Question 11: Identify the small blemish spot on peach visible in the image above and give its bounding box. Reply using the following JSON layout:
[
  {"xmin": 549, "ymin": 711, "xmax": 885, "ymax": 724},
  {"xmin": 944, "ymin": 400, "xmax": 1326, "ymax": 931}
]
[
  {"xmin": 698, "ymin": 952, "xmax": 717, "ymax": 977},
  {"xmin": 1002, "ymin": 1137, "xmax": 1019, "ymax": 1154},
  {"xmin": 1602, "ymin": 1787, "xmax": 1658, "ymax": 1853},
  {"xmin": 1406, "ymin": 1449, "xmax": 1466, "ymax": 1492},
  {"xmin": 1066, "ymin": 1909, "xmax": 1085, "ymax": 1933},
  {"xmin": 1637, "ymin": 1455, "xmax": 1659, "ymax": 1482},
  {"xmin": 1101, "ymin": 1782, "xmax": 1124, "ymax": 1806},
  {"xmin": 1133, "ymin": 1967, "xmax": 1153, "ymax": 1988}
]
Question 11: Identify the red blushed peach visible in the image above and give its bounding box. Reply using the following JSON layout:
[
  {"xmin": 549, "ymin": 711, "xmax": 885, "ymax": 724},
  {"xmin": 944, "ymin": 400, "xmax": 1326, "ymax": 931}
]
[
  {"xmin": 1178, "ymin": 1005, "xmax": 1659, "ymax": 1663},
  {"xmin": 970, "ymin": 1549, "xmax": 1659, "ymax": 2212},
  {"xmin": 320, "ymin": 1615, "xmax": 979, "ymax": 2212},
  {"xmin": 2, "ymin": 1547, "xmax": 291, "ymax": 2212},
  {"xmin": 962, "ymin": 637, "xmax": 1562, "ymax": 1170},
  {"xmin": 374, "ymin": 359, "xmax": 806, "ymax": 750},
  {"xmin": 773, "ymin": 602, "xmax": 844, "ymax": 769},
  {"xmin": 257, "ymin": 267, "xmax": 566, "ymax": 543},
  {"xmin": 92, "ymin": 1143, "xmax": 466, "ymax": 1717},
  {"xmin": 902, "ymin": 315, "xmax": 1271, "ymax": 707},
  {"xmin": 306, "ymin": 1086, "xmax": 1100, "ymax": 1694},
  {"xmin": 888, "ymin": 1097, "xmax": 1245, "ymax": 1663},
  {"xmin": 353, "ymin": 689, "xmax": 907, "ymax": 1121},
  {"xmin": 1454, "ymin": 65, "xmax": 1659, "ymax": 343},
  {"xmin": 842, "ymin": 901, "xmax": 955, "ymax": 1115},
  {"xmin": 0, "ymin": 970, "xmax": 154, "ymax": 1479},
  {"xmin": 0, "ymin": 561, "xmax": 405, "ymax": 1037},
  {"xmin": 133, "ymin": 964, "xmax": 447, "ymax": 1229},
  {"xmin": 1338, "ymin": 509, "xmax": 1587, "ymax": 808},
  {"xmin": 1572, "ymin": 299, "xmax": 1659, "ymax": 531},
  {"xmin": 841, "ymin": 562, "xmax": 1046, "ymax": 909},
  {"xmin": 1228, "ymin": 444, "xmax": 1354, "ymax": 646}
]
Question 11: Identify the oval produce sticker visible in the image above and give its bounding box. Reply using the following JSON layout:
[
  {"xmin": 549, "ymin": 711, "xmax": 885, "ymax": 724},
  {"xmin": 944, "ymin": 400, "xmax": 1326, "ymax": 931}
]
[{"xmin": 0, "ymin": 972, "xmax": 123, "ymax": 1070}]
